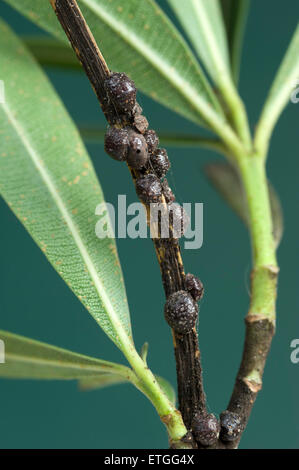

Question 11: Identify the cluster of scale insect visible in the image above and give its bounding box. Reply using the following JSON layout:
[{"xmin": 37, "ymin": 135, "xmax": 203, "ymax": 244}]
[
  {"xmin": 104, "ymin": 72, "xmax": 192, "ymax": 240},
  {"xmin": 104, "ymin": 72, "xmax": 205, "ymax": 338},
  {"xmin": 104, "ymin": 72, "xmax": 172, "ymax": 202}
]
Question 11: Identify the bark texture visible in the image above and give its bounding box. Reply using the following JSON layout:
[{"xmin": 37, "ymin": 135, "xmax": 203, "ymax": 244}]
[{"xmin": 50, "ymin": 0, "xmax": 207, "ymax": 444}]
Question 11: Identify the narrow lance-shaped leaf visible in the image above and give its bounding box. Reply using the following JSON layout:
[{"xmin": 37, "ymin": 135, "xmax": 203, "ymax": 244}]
[
  {"xmin": 24, "ymin": 36, "xmax": 79, "ymax": 70},
  {"xmin": 79, "ymin": 374, "xmax": 128, "ymax": 390},
  {"xmin": 5, "ymin": 0, "xmax": 225, "ymax": 127},
  {"xmin": 167, "ymin": 0, "xmax": 231, "ymax": 84},
  {"xmin": 80, "ymin": 374, "xmax": 176, "ymax": 405},
  {"xmin": 0, "ymin": 20, "xmax": 132, "ymax": 351},
  {"xmin": 221, "ymin": 0, "xmax": 250, "ymax": 85},
  {"xmin": 167, "ymin": 0, "xmax": 251, "ymax": 151},
  {"xmin": 0, "ymin": 330, "xmax": 176, "ymax": 404},
  {"xmin": 205, "ymin": 162, "xmax": 284, "ymax": 247},
  {"xmin": 255, "ymin": 23, "xmax": 299, "ymax": 155},
  {"xmin": 0, "ymin": 330, "xmax": 132, "ymax": 380}
]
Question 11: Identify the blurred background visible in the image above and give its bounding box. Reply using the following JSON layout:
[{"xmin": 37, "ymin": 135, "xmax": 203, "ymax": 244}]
[{"xmin": 0, "ymin": 0, "xmax": 298, "ymax": 449}]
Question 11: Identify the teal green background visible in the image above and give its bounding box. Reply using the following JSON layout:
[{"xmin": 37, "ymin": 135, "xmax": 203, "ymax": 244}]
[{"xmin": 0, "ymin": 0, "xmax": 298, "ymax": 449}]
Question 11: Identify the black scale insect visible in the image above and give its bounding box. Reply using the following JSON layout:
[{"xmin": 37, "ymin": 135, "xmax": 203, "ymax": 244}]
[
  {"xmin": 150, "ymin": 148, "xmax": 170, "ymax": 178},
  {"xmin": 144, "ymin": 129, "xmax": 159, "ymax": 154},
  {"xmin": 136, "ymin": 174, "xmax": 162, "ymax": 203},
  {"xmin": 134, "ymin": 114, "xmax": 149, "ymax": 134},
  {"xmin": 104, "ymin": 72, "xmax": 137, "ymax": 115},
  {"xmin": 219, "ymin": 411, "xmax": 242, "ymax": 442},
  {"xmin": 105, "ymin": 126, "xmax": 149, "ymax": 169},
  {"xmin": 185, "ymin": 273, "xmax": 204, "ymax": 301},
  {"xmin": 104, "ymin": 126, "xmax": 129, "ymax": 161},
  {"xmin": 164, "ymin": 290, "xmax": 198, "ymax": 334},
  {"xmin": 127, "ymin": 131, "xmax": 149, "ymax": 169},
  {"xmin": 191, "ymin": 412, "xmax": 220, "ymax": 447},
  {"xmin": 104, "ymin": 72, "xmax": 171, "ymax": 182}
]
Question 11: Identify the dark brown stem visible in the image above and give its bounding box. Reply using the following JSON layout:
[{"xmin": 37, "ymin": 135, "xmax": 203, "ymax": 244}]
[
  {"xmin": 219, "ymin": 266, "xmax": 278, "ymax": 448},
  {"xmin": 224, "ymin": 317, "xmax": 275, "ymax": 448},
  {"xmin": 49, "ymin": 0, "xmax": 206, "ymax": 439},
  {"xmin": 153, "ymin": 237, "xmax": 206, "ymax": 429}
]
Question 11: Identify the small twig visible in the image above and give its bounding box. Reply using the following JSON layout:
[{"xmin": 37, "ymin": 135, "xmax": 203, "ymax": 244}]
[
  {"xmin": 219, "ymin": 264, "xmax": 278, "ymax": 448},
  {"xmin": 50, "ymin": 0, "xmax": 207, "ymax": 444},
  {"xmin": 224, "ymin": 317, "xmax": 275, "ymax": 447},
  {"xmin": 217, "ymin": 152, "xmax": 279, "ymax": 448}
]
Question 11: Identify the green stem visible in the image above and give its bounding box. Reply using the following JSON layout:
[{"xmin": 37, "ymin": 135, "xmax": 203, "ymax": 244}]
[
  {"xmin": 120, "ymin": 340, "xmax": 188, "ymax": 443},
  {"xmin": 238, "ymin": 154, "xmax": 278, "ymax": 322},
  {"xmin": 240, "ymin": 154, "xmax": 278, "ymax": 392},
  {"xmin": 218, "ymin": 76, "xmax": 252, "ymax": 151},
  {"xmin": 238, "ymin": 155, "xmax": 277, "ymax": 271},
  {"xmin": 221, "ymin": 152, "xmax": 279, "ymax": 448}
]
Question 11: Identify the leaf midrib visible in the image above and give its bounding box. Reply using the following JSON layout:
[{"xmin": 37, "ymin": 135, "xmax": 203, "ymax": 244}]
[
  {"xmin": 1, "ymin": 100, "xmax": 132, "ymax": 350},
  {"xmin": 190, "ymin": 0, "xmax": 229, "ymax": 76}
]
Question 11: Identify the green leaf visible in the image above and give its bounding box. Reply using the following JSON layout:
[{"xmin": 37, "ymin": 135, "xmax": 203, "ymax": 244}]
[
  {"xmin": 0, "ymin": 20, "xmax": 132, "ymax": 350},
  {"xmin": 24, "ymin": 36, "xmax": 79, "ymax": 70},
  {"xmin": 255, "ymin": 23, "xmax": 299, "ymax": 155},
  {"xmin": 140, "ymin": 342, "xmax": 149, "ymax": 363},
  {"xmin": 221, "ymin": 0, "xmax": 250, "ymax": 84},
  {"xmin": 79, "ymin": 374, "xmax": 128, "ymax": 390},
  {"xmin": 205, "ymin": 162, "xmax": 284, "ymax": 247},
  {"xmin": 0, "ymin": 330, "xmax": 131, "ymax": 380},
  {"xmin": 0, "ymin": 330, "xmax": 178, "ymax": 432},
  {"xmin": 167, "ymin": 0, "xmax": 252, "ymax": 152},
  {"xmin": 80, "ymin": 374, "xmax": 176, "ymax": 405},
  {"xmin": 167, "ymin": 0, "xmax": 231, "ymax": 84},
  {"xmin": 5, "ymin": 0, "xmax": 224, "ymax": 127}
]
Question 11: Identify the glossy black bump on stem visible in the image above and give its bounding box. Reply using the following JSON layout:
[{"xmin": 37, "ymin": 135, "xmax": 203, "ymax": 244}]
[
  {"xmin": 164, "ymin": 291, "xmax": 198, "ymax": 334},
  {"xmin": 162, "ymin": 180, "xmax": 175, "ymax": 203},
  {"xmin": 144, "ymin": 129, "xmax": 159, "ymax": 154},
  {"xmin": 151, "ymin": 148, "xmax": 170, "ymax": 178},
  {"xmin": 192, "ymin": 412, "xmax": 220, "ymax": 447},
  {"xmin": 134, "ymin": 114, "xmax": 149, "ymax": 134},
  {"xmin": 104, "ymin": 126, "xmax": 129, "ymax": 161},
  {"xmin": 104, "ymin": 72, "xmax": 136, "ymax": 114},
  {"xmin": 136, "ymin": 174, "xmax": 162, "ymax": 203},
  {"xmin": 168, "ymin": 203, "xmax": 189, "ymax": 238},
  {"xmin": 185, "ymin": 273, "xmax": 204, "ymax": 302},
  {"xmin": 220, "ymin": 411, "xmax": 242, "ymax": 443},
  {"xmin": 127, "ymin": 131, "xmax": 149, "ymax": 169}
]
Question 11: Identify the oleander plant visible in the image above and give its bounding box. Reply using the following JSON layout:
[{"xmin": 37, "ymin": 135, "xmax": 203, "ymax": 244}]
[{"xmin": 0, "ymin": 0, "xmax": 298, "ymax": 449}]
